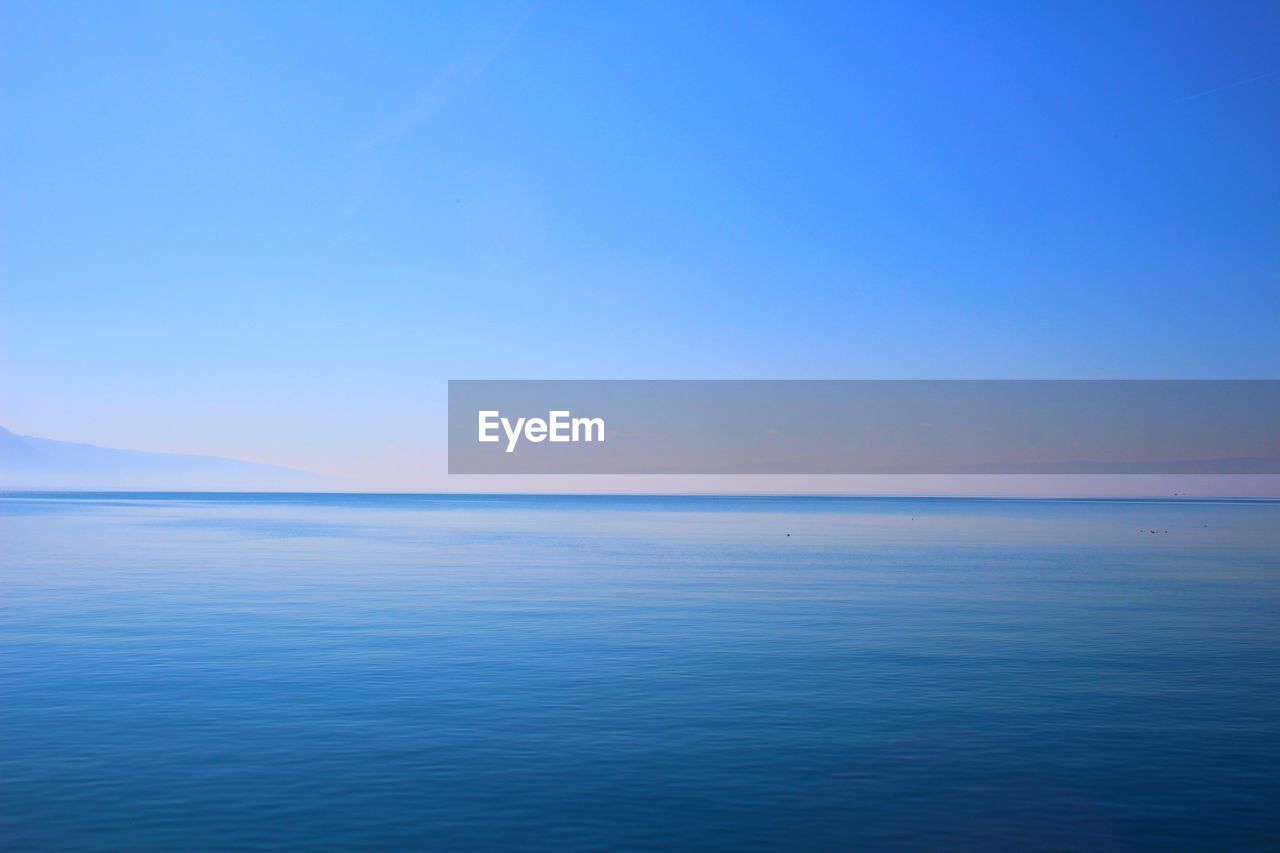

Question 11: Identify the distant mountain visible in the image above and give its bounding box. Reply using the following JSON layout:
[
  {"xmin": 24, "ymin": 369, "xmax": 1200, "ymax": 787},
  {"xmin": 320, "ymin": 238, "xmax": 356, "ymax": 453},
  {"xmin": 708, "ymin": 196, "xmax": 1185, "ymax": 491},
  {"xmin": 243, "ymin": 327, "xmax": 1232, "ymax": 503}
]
[{"xmin": 0, "ymin": 426, "xmax": 341, "ymax": 491}]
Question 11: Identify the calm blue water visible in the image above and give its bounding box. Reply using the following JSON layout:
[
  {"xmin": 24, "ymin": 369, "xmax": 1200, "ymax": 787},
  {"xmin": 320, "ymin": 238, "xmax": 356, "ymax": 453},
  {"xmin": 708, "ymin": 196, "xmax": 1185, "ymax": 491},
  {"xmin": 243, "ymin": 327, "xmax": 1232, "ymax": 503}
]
[{"xmin": 3, "ymin": 493, "xmax": 1279, "ymax": 850}]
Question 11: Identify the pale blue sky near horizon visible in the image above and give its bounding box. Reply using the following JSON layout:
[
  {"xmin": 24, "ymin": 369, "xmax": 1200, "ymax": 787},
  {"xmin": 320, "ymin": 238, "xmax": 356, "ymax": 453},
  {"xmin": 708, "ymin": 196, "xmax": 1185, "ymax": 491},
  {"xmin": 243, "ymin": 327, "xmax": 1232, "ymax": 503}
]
[{"xmin": 3, "ymin": 1, "xmax": 1279, "ymax": 489}]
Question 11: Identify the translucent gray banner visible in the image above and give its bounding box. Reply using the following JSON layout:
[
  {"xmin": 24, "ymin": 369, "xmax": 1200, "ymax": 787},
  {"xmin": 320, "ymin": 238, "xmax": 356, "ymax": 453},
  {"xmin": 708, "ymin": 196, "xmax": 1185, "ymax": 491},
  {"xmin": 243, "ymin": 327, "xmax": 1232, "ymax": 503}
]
[{"xmin": 448, "ymin": 380, "xmax": 1280, "ymax": 475}]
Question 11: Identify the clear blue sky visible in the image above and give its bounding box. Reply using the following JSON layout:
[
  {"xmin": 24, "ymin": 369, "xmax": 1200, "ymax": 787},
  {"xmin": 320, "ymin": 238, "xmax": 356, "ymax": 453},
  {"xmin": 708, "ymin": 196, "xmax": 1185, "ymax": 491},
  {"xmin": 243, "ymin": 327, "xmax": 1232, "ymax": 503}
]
[{"xmin": 3, "ymin": 1, "xmax": 1278, "ymax": 487}]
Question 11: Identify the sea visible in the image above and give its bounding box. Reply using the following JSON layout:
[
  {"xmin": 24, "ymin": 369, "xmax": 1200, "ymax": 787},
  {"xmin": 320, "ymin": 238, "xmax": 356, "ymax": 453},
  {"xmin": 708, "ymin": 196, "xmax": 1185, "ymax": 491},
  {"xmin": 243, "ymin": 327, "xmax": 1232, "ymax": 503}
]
[{"xmin": 2, "ymin": 493, "xmax": 1278, "ymax": 849}]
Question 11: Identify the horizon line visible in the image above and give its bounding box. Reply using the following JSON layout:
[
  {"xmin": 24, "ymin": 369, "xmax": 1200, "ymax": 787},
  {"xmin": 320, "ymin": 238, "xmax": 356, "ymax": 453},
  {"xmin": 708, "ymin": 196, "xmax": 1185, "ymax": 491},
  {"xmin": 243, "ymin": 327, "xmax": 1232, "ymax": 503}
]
[{"xmin": 3, "ymin": 489, "xmax": 1278, "ymax": 504}]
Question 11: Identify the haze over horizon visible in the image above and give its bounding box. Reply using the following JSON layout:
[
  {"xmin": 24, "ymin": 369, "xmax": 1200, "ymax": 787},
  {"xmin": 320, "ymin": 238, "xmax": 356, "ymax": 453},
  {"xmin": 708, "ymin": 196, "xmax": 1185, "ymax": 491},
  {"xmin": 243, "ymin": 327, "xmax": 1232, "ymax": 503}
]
[
  {"xmin": 2, "ymin": 423, "xmax": 1277, "ymax": 498},
  {"xmin": 3, "ymin": 1, "xmax": 1278, "ymax": 491}
]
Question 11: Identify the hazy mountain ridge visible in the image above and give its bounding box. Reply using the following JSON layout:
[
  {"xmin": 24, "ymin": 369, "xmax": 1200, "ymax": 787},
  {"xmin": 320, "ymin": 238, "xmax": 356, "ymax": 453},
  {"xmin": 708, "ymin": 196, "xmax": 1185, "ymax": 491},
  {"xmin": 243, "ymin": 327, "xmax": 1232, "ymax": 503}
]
[{"xmin": 0, "ymin": 426, "xmax": 338, "ymax": 491}]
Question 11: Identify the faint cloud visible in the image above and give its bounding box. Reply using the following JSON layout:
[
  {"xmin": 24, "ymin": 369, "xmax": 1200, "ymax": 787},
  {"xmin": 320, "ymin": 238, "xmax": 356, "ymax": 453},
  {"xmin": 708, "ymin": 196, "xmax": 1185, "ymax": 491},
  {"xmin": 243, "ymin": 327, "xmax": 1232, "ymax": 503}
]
[
  {"xmin": 347, "ymin": 2, "xmax": 539, "ymax": 215},
  {"xmin": 1175, "ymin": 68, "xmax": 1280, "ymax": 103}
]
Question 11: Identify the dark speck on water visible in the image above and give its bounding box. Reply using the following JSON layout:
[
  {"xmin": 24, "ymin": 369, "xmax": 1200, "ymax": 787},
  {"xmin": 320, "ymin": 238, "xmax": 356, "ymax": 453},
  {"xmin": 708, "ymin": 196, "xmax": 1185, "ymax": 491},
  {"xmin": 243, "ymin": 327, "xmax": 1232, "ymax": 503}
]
[{"xmin": 2, "ymin": 493, "xmax": 1278, "ymax": 849}]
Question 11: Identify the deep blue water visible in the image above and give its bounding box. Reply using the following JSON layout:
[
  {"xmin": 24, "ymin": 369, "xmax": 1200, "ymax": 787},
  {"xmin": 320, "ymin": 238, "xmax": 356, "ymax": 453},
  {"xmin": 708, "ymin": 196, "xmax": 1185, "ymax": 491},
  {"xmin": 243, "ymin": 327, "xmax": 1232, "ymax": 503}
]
[{"xmin": 2, "ymin": 493, "xmax": 1279, "ymax": 850}]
